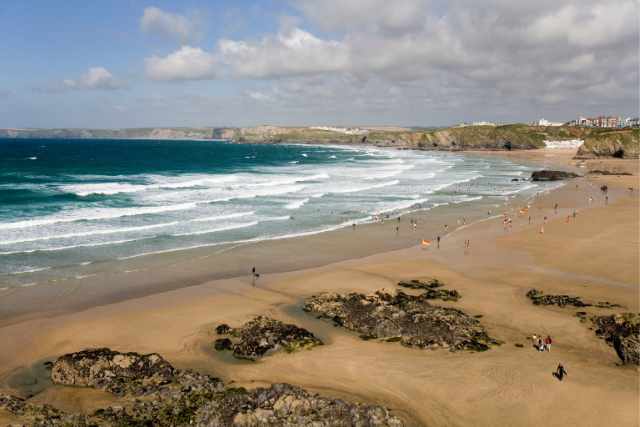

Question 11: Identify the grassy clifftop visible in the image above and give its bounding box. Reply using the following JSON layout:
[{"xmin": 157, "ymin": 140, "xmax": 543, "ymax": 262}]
[
  {"xmin": 234, "ymin": 124, "xmax": 591, "ymax": 151},
  {"xmin": 576, "ymin": 129, "xmax": 640, "ymax": 159}
]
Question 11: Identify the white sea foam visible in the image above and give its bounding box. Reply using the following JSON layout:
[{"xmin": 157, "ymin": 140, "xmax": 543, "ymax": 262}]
[
  {"xmin": 328, "ymin": 180, "xmax": 399, "ymax": 194},
  {"xmin": 190, "ymin": 212, "xmax": 254, "ymax": 222},
  {"xmin": 20, "ymin": 282, "xmax": 38, "ymax": 287},
  {"xmin": 372, "ymin": 198, "xmax": 429, "ymax": 215},
  {"xmin": 0, "ymin": 238, "xmax": 142, "ymax": 256},
  {"xmin": 62, "ymin": 182, "xmax": 147, "ymax": 196},
  {"xmin": 171, "ymin": 221, "xmax": 258, "ymax": 237},
  {"xmin": 0, "ymin": 203, "xmax": 197, "ymax": 231},
  {"xmin": 0, "ymin": 221, "xmax": 180, "ymax": 245},
  {"xmin": 285, "ymin": 198, "xmax": 309, "ymax": 210},
  {"xmin": 11, "ymin": 266, "xmax": 50, "ymax": 275}
]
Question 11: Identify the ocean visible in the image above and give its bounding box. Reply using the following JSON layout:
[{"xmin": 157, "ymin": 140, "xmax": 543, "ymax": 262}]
[{"xmin": 0, "ymin": 138, "xmax": 550, "ymax": 287}]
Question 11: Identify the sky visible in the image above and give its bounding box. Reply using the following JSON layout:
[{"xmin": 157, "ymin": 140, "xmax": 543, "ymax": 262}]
[{"xmin": 0, "ymin": 0, "xmax": 638, "ymax": 128}]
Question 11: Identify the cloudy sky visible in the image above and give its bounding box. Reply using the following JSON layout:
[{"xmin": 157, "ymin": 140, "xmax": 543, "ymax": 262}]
[{"xmin": 1, "ymin": 0, "xmax": 638, "ymax": 128}]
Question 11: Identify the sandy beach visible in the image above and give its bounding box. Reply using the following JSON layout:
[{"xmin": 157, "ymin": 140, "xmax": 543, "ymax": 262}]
[{"xmin": 1, "ymin": 149, "xmax": 638, "ymax": 426}]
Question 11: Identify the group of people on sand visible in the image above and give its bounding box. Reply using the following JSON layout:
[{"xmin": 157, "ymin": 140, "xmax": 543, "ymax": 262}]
[
  {"xmin": 532, "ymin": 334, "xmax": 553, "ymax": 352},
  {"xmin": 530, "ymin": 334, "xmax": 569, "ymax": 381}
]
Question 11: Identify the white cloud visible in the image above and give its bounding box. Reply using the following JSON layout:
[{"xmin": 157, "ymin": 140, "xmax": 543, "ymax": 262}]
[
  {"xmin": 63, "ymin": 67, "xmax": 123, "ymax": 90},
  {"xmin": 145, "ymin": 46, "xmax": 217, "ymax": 81},
  {"xmin": 141, "ymin": 0, "xmax": 637, "ymax": 121},
  {"xmin": 141, "ymin": 7, "xmax": 197, "ymax": 43},
  {"xmin": 219, "ymin": 27, "xmax": 350, "ymax": 78}
]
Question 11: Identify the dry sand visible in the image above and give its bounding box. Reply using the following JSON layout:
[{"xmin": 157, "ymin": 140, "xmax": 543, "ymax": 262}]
[{"xmin": 0, "ymin": 150, "xmax": 638, "ymax": 426}]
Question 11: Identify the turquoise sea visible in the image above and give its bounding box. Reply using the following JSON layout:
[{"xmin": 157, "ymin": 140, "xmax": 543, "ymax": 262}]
[{"xmin": 0, "ymin": 138, "xmax": 550, "ymax": 286}]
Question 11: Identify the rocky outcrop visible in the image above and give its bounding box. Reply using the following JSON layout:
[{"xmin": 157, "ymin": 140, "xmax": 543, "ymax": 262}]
[
  {"xmin": 50, "ymin": 348, "xmax": 176, "ymax": 396},
  {"xmin": 304, "ymin": 291, "xmax": 498, "ymax": 351},
  {"xmin": 527, "ymin": 289, "xmax": 622, "ymax": 309},
  {"xmin": 526, "ymin": 289, "xmax": 590, "ymax": 307},
  {"xmin": 397, "ymin": 279, "xmax": 460, "ymax": 301},
  {"xmin": 397, "ymin": 278, "xmax": 444, "ymax": 290},
  {"xmin": 214, "ymin": 316, "xmax": 323, "ymax": 360},
  {"xmin": 591, "ymin": 313, "xmax": 640, "ymax": 365},
  {"xmin": 530, "ymin": 170, "xmax": 580, "ymax": 181},
  {"xmin": 2, "ymin": 348, "xmax": 404, "ymax": 426},
  {"xmin": 575, "ymin": 129, "xmax": 639, "ymax": 159}
]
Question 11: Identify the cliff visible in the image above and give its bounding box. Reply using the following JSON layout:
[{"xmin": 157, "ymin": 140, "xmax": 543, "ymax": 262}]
[
  {"xmin": 4, "ymin": 125, "xmax": 630, "ymax": 154},
  {"xmin": 232, "ymin": 124, "xmax": 585, "ymax": 151},
  {"xmin": 0, "ymin": 127, "xmax": 216, "ymax": 140},
  {"xmin": 575, "ymin": 129, "xmax": 640, "ymax": 159}
]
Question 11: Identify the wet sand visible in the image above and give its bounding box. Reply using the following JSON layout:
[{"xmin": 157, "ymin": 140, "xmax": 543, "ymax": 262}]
[{"xmin": 1, "ymin": 149, "xmax": 638, "ymax": 426}]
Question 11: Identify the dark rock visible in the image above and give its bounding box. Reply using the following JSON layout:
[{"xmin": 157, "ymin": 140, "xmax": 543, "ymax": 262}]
[
  {"xmin": 221, "ymin": 316, "xmax": 323, "ymax": 360},
  {"xmin": 216, "ymin": 323, "xmax": 232, "ymax": 335},
  {"xmin": 50, "ymin": 348, "xmax": 177, "ymax": 396},
  {"xmin": 397, "ymin": 278, "xmax": 460, "ymax": 301},
  {"xmin": 420, "ymin": 288, "xmax": 461, "ymax": 301},
  {"xmin": 589, "ymin": 170, "xmax": 632, "ymax": 176},
  {"xmin": 591, "ymin": 313, "xmax": 640, "ymax": 365},
  {"xmin": 530, "ymin": 170, "xmax": 580, "ymax": 181},
  {"xmin": 304, "ymin": 290, "xmax": 498, "ymax": 352},
  {"xmin": 214, "ymin": 338, "xmax": 233, "ymax": 351},
  {"xmin": 594, "ymin": 301, "xmax": 624, "ymax": 309},
  {"xmin": 2, "ymin": 348, "xmax": 404, "ymax": 426},
  {"xmin": 397, "ymin": 278, "xmax": 443, "ymax": 290},
  {"xmin": 526, "ymin": 289, "xmax": 590, "ymax": 308}
]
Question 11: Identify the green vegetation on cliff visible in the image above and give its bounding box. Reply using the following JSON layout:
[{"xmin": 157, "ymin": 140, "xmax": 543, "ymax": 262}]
[{"xmin": 576, "ymin": 128, "xmax": 639, "ymax": 159}]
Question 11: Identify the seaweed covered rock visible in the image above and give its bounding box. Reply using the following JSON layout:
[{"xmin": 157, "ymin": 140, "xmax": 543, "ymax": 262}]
[
  {"xmin": 591, "ymin": 313, "xmax": 640, "ymax": 365},
  {"xmin": 530, "ymin": 170, "xmax": 580, "ymax": 181},
  {"xmin": 50, "ymin": 348, "xmax": 176, "ymax": 396},
  {"xmin": 1, "ymin": 383, "xmax": 404, "ymax": 427},
  {"xmin": 3, "ymin": 348, "xmax": 404, "ymax": 426},
  {"xmin": 215, "ymin": 316, "xmax": 323, "ymax": 360},
  {"xmin": 0, "ymin": 393, "xmax": 84, "ymax": 425},
  {"xmin": 304, "ymin": 291, "xmax": 498, "ymax": 352},
  {"xmin": 397, "ymin": 279, "xmax": 460, "ymax": 301},
  {"xmin": 397, "ymin": 279, "xmax": 444, "ymax": 290},
  {"xmin": 195, "ymin": 383, "xmax": 404, "ymax": 426},
  {"xmin": 526, "ymin": 289, "xmax": 590, "ymax": 308}
]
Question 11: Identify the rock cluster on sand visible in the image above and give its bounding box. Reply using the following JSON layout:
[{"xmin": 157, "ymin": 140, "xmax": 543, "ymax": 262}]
[
  {"xmin": 530, "ymin": 170, "xmax": 580, "ymax": 181},
  {"xmin": 1, "ymin": 348, "xmax": 403, "ymax": 426},
  {"xmin": 50, "ymin": 348, "xmax": 176, "ymax": 396},
  {"xmin": 397, "ymin": 279, "xmax": 460, "ymax": 301},
  {"xmin": 591, "ymin": 313, "xmax": 640, "ymax": 365},
  {"xmin": 527, "ymin": 289, "xmax": 623, "ymax": 310},
  {"xmin": 526, "ymin": 289, "xmax": 590, "ymax": 308},
  {"xmin": 303, "ymin": 290, "xmax": 498, "ymax": 351},
  {"xmin": 214, "ymin": 316, "xmax": 323, "ymax": 360}
]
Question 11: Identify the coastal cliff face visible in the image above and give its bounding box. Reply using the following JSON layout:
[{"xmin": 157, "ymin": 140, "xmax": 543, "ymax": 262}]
[
  {"xmin": 575, "ymin": 129, "xmax": 640, "ymax": 159},
  {"xmin": 232, "ymin": 124, "xmax": 585, "ymax": 151},
  {"xmin": 0, "ymin": 127, "xmax": 216, "ymax": 140},
  {"xmin": 4, "ymin": 125, "xmax": 635, "ymax": 154}
]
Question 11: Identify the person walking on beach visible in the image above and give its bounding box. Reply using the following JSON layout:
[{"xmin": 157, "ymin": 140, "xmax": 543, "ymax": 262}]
[
  {"xmin": 554, "ymin": 203, "xmax": 558, "ymax": 214},
  {"xmin": 545, "ymin": 335, "xmax": 552, "ymax": 352},
  {"xmin": 437, "ymin": 235, "xmax": 441, "ymax": 249},
  {"xmin": 555, "ymin": 363, "xmax": 567, "ymax": 381},
  {"xmin": 251, "ymin": 266, "xmax": 259, "ymax": 286},
  {"xmin": 395, "ymin": 225, "xmax": 399, "ymax": 235}
]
